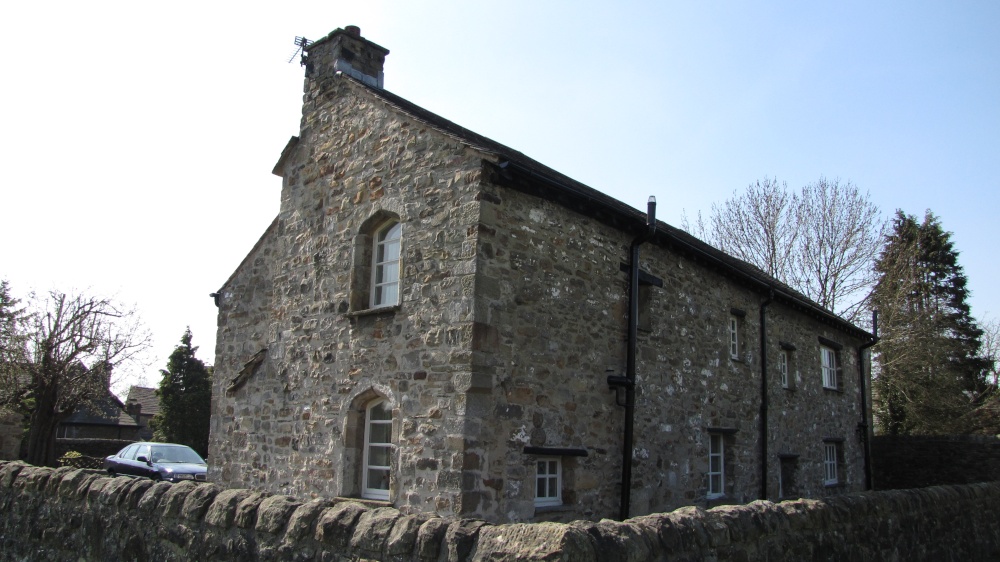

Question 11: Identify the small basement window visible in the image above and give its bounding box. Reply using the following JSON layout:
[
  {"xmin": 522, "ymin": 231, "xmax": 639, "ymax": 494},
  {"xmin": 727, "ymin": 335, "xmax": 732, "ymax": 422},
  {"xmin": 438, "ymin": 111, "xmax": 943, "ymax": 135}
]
[
  {"xmin": 524, "ymin": 446, "xmax": 587, "ymax": 510},
  {"xmin": 535, "ymin": 458, "xmax": 562, "ymax": 507}
]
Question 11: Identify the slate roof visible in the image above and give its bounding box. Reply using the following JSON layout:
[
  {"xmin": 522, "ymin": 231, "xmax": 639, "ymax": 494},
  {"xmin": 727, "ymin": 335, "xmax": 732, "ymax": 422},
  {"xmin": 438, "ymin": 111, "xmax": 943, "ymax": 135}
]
[
  {"xmin": 125, "ymin": 386, "xmax": 161, "ymax": 418},
  {"xmin": 62, "ymin": 392, "xmax": 137, "ymax": 428},
  {"xmin": 335, "ymin": 75, "xmax": 873, "ymax": 341},
  {"xmin": 253, "ymin": 71, "xmax": 872, "ymax": 341}
]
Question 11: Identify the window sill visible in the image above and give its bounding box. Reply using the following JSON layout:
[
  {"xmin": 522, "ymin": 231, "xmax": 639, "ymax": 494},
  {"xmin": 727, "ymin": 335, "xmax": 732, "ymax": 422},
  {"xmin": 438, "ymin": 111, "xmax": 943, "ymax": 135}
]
[
  {"xmin": 706, "ymin": 495, "xmax": 734, "ymax": 508},
  {"xmin": 824, "ymin": 482, "xmax": 845, "ymax": 489},
  {"xmin": 534, "ymin": 503, "xmax": 571, "ymax": 513},
  {"xmin": 822, "ymin": 386, "xmax": 843, "ymax": 393},
  {"xmin": 346, "ymin": 304, "xmax": 401, "ymax": 319},
  {"xmin": 333, "ymin": 496, "xmax": 393, "ymax": 508}
]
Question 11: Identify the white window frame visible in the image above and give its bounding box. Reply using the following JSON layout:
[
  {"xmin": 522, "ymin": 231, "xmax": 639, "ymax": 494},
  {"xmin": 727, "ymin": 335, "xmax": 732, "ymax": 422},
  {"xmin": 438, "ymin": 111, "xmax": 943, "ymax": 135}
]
[
  {"xmin": 821, "ymin": 346, "xmax": 838, "ymax": 390},
  {"xmin": 708, "ymin": 433, "xmax": 725, "ymax": 499},
  {"xmin": 824, "ymin": 442, "xmax": 839, "ymax": 485},
  {"xmin": 534, "ymin": 457, "xmax": 562, "ymax": 507},
  {"xmin": 370, "ymin": 221, "xmax": 402, "ymax": 308},
  {"xmin": 362, "ymin": 399, "xmax": 393, "ymax": 500},
  {"xmin": 779, "ymin": 350, "xmax": 790, "ymax": 388},
  {"xmin": 729, "ymin": 316, "xmax": 740, "ymax": 359}
]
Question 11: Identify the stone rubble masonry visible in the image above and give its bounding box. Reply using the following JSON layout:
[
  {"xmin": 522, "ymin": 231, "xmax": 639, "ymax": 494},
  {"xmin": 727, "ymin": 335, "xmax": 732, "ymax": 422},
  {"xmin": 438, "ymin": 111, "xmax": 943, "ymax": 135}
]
[
  {"xmin": 210, "ymin": 26, "xmax": 873, "ymax": 523},
  {"xmin": 0, "ymin": 408, "xmax": 21, "ymax": 460},
  {"xmin": 2, "ymin": 460, "xmax": 999, "ymax": 561}
]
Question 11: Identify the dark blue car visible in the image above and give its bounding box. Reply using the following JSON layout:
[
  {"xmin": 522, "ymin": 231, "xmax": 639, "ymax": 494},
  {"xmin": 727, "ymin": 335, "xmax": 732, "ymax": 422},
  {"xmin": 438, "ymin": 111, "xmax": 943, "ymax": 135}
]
[{"xmin": 104, "ymin": 442, "xmax": 207, "ymax": 483}]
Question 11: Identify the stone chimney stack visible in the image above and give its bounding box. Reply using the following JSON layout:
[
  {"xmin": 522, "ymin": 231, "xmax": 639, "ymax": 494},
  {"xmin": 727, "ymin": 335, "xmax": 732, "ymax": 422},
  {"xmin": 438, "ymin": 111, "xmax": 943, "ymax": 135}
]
[{"xmin": 304, "ymin": 26, "xmax": 389, "ymax": 88}]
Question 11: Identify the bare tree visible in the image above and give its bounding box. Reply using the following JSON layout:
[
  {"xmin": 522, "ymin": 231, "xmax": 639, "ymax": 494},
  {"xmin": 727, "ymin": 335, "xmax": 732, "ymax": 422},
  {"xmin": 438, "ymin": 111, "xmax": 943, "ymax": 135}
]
[
  {"xmin": 708, "ymin": 177, "xmax": 801, "ymax": 280},
  {"xmin": 0, "ymin": 289, "xmax": 150, "ymax": 466},
  {"xmin": 796, "ymin": 178, "xmax": 885, "ymax": 321},
  {"xmin": 979, "ymin": 317, "xmax": 1000, "ymax": 388},
  {"xmin": 685, "ymin": 177, "xmax": 884, "ymax": 322}
]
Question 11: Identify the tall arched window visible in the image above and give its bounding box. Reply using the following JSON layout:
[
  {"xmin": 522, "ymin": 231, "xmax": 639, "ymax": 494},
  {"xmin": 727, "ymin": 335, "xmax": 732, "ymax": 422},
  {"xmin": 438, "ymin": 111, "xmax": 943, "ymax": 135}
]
[
  {"xmin": 371, "ymin": 221, "xmax": 401, "ymax": 308},
  {"xmin": 362, "ymin": 399, "xmax": 393, "ymax": 500}
]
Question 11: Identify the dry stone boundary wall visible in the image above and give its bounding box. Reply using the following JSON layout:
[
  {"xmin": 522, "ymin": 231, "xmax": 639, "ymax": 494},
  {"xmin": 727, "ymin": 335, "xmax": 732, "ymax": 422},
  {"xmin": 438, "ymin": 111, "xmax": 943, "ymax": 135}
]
[
  {"xmin": 1, "ymin": 460, "xmax": 998, "ymax": 561},
  {"xmin": 872, "ymin": 434, "xmax": 1000, "ymax": 491}
]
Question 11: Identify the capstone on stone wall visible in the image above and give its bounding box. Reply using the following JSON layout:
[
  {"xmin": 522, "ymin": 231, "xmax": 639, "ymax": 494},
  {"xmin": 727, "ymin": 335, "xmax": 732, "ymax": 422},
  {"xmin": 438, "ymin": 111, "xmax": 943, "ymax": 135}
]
[{"xmin": 2, "ymin": 460, "xmax": 999, "ymax": 562}]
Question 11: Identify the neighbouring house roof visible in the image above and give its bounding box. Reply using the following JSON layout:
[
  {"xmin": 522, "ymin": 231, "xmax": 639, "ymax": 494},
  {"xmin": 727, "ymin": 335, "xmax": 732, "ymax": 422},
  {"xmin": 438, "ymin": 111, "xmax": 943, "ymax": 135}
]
[
  {"xmin": 62, "ymin": 392, "xmax": 138, "ymax": 428},
  {"xmin": 245, "ymin": 71, "xmax": 874, "ymax": 342},
  {"xmin": 125, "ymin": 386, "xmax": 161, "ymax": 418}
]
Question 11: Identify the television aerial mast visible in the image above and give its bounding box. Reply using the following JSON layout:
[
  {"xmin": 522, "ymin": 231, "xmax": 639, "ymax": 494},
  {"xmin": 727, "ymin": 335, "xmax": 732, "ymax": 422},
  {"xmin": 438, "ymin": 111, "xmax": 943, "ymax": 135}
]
[{"xmin": 287, "ymin": 36, "xmax": 312, "ymax": 65}]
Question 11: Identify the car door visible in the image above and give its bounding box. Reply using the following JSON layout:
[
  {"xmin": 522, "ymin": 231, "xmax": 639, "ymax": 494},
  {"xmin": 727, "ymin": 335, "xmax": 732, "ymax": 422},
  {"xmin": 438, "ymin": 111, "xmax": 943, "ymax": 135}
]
[
  {"xmin": 114, "ymin": 444, "xmax": 139, "ymax": 476},
  {"xmin": 132, "ymin": 444, "xmax": 153, "ymax": 478}
]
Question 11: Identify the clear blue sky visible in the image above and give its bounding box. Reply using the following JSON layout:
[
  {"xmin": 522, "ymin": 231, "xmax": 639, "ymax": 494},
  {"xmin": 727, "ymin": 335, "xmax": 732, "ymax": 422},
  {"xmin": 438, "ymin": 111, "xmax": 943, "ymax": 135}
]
[{"xmin": 2, "ymin": 1, "xmax": 998, "ymax": 394}]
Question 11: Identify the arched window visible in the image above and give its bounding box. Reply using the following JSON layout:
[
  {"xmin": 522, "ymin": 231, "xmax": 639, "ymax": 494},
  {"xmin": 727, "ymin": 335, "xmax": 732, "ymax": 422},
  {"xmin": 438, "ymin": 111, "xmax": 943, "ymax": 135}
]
[
  {"xmin": 362, "ymin": 399, "xmax": 393, "ymax": 500},
  {"xmin": 370, "ymin": 221, "xmax": 401, "ymax": 308}
]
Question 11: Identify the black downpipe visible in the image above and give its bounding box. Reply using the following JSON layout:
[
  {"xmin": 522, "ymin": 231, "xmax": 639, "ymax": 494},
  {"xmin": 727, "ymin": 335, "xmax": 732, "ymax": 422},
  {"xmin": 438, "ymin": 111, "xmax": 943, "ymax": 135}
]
[
  {"xmin": 857, "ymin": 310, "xmax": 879, "ymax": 491},
  {"xmin": 759, "ymin": 290, "xmax": 773, "ymax": 500},
  {"xmin": 620, "ymin": 196, "xmax": 657, "ymax": 521}
]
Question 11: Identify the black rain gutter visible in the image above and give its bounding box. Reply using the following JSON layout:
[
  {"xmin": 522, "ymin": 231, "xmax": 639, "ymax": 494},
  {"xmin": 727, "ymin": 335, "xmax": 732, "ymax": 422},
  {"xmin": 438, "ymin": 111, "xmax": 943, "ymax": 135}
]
[
  {"xmin": 857, "ymin": 310, "xmax": 879, "ymax": 491},
  {"xmin": 759, "ymin": 289, "xmax": 774, "ymax": 500}
]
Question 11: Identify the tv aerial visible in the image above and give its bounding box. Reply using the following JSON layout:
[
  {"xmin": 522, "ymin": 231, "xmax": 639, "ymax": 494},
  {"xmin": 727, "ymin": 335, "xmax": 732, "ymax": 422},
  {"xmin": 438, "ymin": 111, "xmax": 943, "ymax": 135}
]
[{"xmin": 287, "ymin": 36, "xmax": 313, "ymax": 65}]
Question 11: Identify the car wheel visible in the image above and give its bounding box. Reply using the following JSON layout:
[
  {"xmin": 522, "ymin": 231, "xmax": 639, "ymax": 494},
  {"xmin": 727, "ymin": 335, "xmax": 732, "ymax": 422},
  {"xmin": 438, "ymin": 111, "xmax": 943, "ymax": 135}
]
[
  {"xmin": 151, "ymin": 474, "xmax": 162, "ymax": 482},
  {"xmin": 108, "ymin": 470, "xmax": 116, "ymax": 478}
]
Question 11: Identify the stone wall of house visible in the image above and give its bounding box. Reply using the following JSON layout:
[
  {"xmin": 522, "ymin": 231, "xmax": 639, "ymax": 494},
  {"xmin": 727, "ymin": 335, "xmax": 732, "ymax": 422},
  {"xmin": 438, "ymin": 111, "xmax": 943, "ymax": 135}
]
[
  {"xmin": 211, "ymin": 71, "xmax": 871, "ymax": 523},
  {"xmin": 0, "ymin": 409, "xmax": 22, "ymax": 460},
  {"xmin": 3, "ymin": 460, "xmax": 998, "ymax": 562},
  {"xmin": 871, "ymin": 434, "xmax": 1000, "ymax": 490},
  {"xmin": 210, "ymin": 70, "xmax": 491, "ymax": 517},
  {"xmin": 466, "ymin": 181, "xmax": 869, "ymax": 522},
  {"xmin": 211, "ymin": 28, "xmax": 872, "ymax": 524}
]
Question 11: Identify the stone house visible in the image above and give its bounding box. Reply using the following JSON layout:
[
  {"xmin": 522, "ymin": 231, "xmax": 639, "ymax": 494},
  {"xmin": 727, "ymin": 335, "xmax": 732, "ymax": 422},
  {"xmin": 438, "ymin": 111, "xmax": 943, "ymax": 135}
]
[
  {"xmin": 209, "ymin": 26, "xmax": 876, "ymax": 523},
  {"xmin": 124, "ymin": 386, "xmax": 160, "ymax": 441}
]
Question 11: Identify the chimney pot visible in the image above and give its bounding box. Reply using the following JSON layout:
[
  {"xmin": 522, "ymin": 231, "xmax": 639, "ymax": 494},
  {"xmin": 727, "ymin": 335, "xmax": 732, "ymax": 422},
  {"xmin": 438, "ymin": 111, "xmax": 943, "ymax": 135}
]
[{"xmin": 345, "ymin": 25, "xmax": 361, "ymax": 36}]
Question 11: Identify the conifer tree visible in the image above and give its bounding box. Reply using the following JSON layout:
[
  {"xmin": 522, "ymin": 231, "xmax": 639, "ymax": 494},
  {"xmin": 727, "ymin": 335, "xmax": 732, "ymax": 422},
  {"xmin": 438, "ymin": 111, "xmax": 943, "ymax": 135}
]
[
  {"xmin": 151, "ymin": 329, "xmax": 212, "ymax": 456},
  {"xmin": 871, "ymin": 210, "xmax": 992, "ymax": 435}
]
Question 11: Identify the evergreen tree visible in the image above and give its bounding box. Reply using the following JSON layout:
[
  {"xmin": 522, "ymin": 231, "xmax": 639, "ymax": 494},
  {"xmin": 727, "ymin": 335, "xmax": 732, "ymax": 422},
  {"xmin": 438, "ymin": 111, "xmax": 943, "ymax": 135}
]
[
  {"xmin": 151, "ymin": 329, "xmax": 212, "ymax": 456},
  {"xmin": 871, "ymin": 210, "xmax": 992, "ymax": 435},
  {"xmin": 0, "ymin": 280, "xmax": 26, "ymax": 373}
]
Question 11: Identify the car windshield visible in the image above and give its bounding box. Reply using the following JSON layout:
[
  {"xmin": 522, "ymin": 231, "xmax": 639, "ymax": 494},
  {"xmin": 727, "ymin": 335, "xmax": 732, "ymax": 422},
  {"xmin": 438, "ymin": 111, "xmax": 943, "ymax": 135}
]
[{"xmin": 148, "ymin": 445, "xmax": 205, "ymax": 464}]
